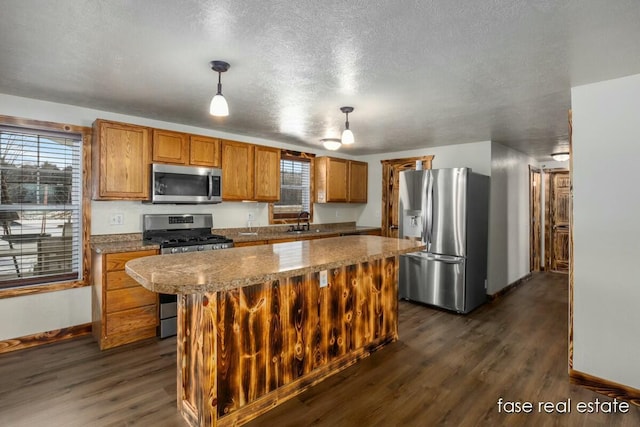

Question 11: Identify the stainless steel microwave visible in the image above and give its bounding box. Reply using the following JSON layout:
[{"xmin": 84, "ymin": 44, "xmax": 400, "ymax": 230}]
[{"xmin": 150, "ymin": 164, "xmax": 222, "ymax": 204}]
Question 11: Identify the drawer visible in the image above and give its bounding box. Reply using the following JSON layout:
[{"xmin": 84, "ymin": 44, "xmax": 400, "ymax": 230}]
[
  {"xmin": 106, "ymin": 305, "xmax": 158, "ymax": 335},
  {"xmin": 106, "ymin": 286, "xmax": 157, "ymax": 313},
  {"xmin": 105, "ymin": 250, "xmax": 158, "ymax": 272},
  {"xmin": 106, "ymin": 270, "xmax": 142, "ymax": 290}
]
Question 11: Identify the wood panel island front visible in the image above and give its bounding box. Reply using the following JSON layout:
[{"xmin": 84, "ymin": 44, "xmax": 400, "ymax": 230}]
[{"xmin": 125, "ymin": 235, "xmax": 423, "ymax": 427}]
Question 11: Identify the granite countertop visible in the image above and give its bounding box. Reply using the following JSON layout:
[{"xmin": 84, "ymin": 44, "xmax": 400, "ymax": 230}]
[
  {"xmin": 125, "ymin": 236, "xmax": 424, "ymax": 295},
  {"xmin": 229, "ymin": 225, "xmax": 381, "ymax": 243},
  {"xmin": 91, "ymin": 240, "xmax": 160, "ymax": 254},
  {"xmin": 90, "ymin": 223, "xmax": 381, "ymax": 253}
]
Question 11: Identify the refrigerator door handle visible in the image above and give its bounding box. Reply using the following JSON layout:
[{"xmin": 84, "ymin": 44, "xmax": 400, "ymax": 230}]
[
  {"xmin": 425, "ymin": 172, "xmax": 434, "ymax": 247},
  {"xmin": 429, "ymin": 254, "xmax": 465, "ymax": 264},
  {"xmin": 404, "ymin": 251, "xmax": 428, "ymax": 260},
  {"xmin": 422, "ymin": 171, "xmax": 433, "ymax": 247},
  {"xmin": 421, "ymin": 172, "xmax": 428, "ymax": 244},
  {"xmin": 403, "ymin": 252, "xmax": 464, "ymax": 265}
]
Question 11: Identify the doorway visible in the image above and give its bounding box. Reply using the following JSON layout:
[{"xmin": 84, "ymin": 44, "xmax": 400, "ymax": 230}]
[
  {"xmin": 380, "ymin": 156, "xmax": 433, "ymax": 237},
  {"xmin": 545, "ymin": 169, "xmax": 571, "ymax": 273},
  {"xmin": 529, "ymin": 166, "xmax": 542, "ymax": 271},
  {"xmin": 529, "ymin": 168, "xmax": 571, "ymax": 273}
]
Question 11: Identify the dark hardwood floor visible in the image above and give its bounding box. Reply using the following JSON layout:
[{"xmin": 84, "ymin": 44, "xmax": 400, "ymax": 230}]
[{"xmin": 1, "ymin": 272, "xmax": 638, "ymax": 426}]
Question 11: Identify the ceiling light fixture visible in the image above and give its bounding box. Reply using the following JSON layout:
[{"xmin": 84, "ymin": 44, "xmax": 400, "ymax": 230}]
[
  {"xmin": 551, "ymin": 152, "xmax": 570, "ymax": 161},
  {"xmin": 321, "ymin": 138, "xmax": 342, "ymax": 151},
  {"xmin": 340, "ymin": 106, "xmax": 355, "ymax": 145},
  {"xmin": 209, "ymin": 60, "xmax": 230, "ymax": 117}
]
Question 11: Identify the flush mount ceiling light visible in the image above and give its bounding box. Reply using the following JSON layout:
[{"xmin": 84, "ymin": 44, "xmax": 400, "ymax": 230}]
[
  {"xmin": 340, "ymin": 106, "xmax": 355, "ymax": 145},
  {"xmin": 321, "ymin": 138, "xmax": 342, "ymax": 151},
  {"xmin": 209, "ymin": 60, "xmax": 230, "ymax": 117},
  {"xmin": 551, "ymin": 152, "xmax": 570, "ymax": 161}
]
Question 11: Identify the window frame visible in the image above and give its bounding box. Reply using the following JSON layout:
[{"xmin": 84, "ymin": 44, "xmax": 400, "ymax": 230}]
[
  {"xmin": 269, "ymin": 150, "xmax": 315, "ymax": 225},
  {"xmin": 0, "ymin": 115, "xmax": 91, "ymax": 299}
]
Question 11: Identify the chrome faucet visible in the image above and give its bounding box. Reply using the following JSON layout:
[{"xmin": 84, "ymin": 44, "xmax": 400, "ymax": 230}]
[{"xmin": 297, "ymin": 211, "xmax": 310, "ymax": 231}]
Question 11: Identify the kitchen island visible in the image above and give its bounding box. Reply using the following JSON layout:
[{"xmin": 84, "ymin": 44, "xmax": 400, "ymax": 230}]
[{"xmin": 126, "ymin": 235, "xmax": 423, "ymax": 427}]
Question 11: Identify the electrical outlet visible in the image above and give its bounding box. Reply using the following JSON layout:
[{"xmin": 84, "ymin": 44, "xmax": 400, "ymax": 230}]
[
  {"xmin": 247, "ymin": 212, "xmax": 255, "ymax": 221},
  {"xmin": 109, "ymin": 213, "xmax": 124, "ymax": 225},
  {"xmin": 335, "ymin": 210, "xmax": 339, "ymax": 218},
  {"xmin": 319, "ymin": 270, "xmax": 328, "ymax": 288}
]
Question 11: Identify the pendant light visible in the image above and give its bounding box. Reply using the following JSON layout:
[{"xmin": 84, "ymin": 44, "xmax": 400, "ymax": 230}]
[
  {"xmin": 209, "ymin": 60, "xmax": 230, "ymax": 117},
  {"xmin": 551, "ymin": 152, "xmax": 570, "ymax": 161},
  {"xmin": 321, "ymin": 138, "xmax": 342, "ymax": 151},
  {"xmin": 340, "ymin": 106, "xmax": 355, "ymax": 145}
]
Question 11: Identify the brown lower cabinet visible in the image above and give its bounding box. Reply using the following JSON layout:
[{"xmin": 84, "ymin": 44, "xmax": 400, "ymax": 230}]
[
  {"xmin": 92, "ymin": 249, "xmax": 159, "ymax": 350},
  {"xmin": 233, "ymin": 240, "xmax": 268, "ymax": 247}
]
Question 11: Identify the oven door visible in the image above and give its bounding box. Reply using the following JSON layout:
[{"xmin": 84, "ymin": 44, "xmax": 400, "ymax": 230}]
[
  {"xmin": 159, "ymin": 293, "xmax": 178, "ymax": 338},
  {"xmin": 150, "ymin": 164, "xmax": 221, "ymax": 204}
]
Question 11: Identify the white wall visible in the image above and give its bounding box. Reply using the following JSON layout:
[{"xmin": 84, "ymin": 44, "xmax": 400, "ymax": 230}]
[
  {"xmin": 572, "ymin": 73, "xmax": 640, "ymax": 389},
  {"xmin": 0, "ymin": 287, "xmax": 90, "ymax": 341},
  {"xmin": 357, "ymin": 141, "xmax": 492, "ymax": 227},
  {"xmin": 487, "ymin": 142, "xmax": 536, "ymax": 294}
]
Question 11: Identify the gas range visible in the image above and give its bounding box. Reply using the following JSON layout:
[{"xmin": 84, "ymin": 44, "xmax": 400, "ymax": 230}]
[
  {"xmin": 142, "ymin": 214, "xmax": 233, "ymax": 255},
  {"xmin": 142, "ymin": 213, "xmax": 233, "ymax": 338}
]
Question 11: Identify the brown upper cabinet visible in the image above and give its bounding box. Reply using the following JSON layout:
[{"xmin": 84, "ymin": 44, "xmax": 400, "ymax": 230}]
[
  {"xmin": 348, "ymin": 160, "xmax": 368, "ymax": 203},
  {"xmin": 221, "ymin": 140, "xmax": 280, "ymax": 202},
  {"xmin": 190, "ymin": 135, "xmax": 221, "ymax": 167},
  {"xmin": 254, "ymin": 145, "xmax": 281, "ymax": 201},
  {"xmin": 315, "ymin": 157, "xmax": 367, "ymax": 203},
  {"xmin": 92, "ymin": 119, "xmax": 151, "ymax": 200},
  {"xmin": 316, "ymin": 157, "xmax": 348, "ymax": 202},
  {"xmin": 152, "ymin": 129, "xmax": 221, "ymax": 167},
  {"xmin": 152, "ymin": 129, "xmax": 189, "ymax": 165}
]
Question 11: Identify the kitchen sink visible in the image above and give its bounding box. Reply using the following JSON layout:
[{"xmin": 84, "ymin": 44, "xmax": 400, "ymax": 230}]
[{"xmin": 286, "ymin": 229, "xmax": 319, "ymax": 234}]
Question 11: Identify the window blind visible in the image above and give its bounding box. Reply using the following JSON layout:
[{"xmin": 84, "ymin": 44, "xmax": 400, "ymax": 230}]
[
  {"xmin": 274, "ymin": 158, "xmax": 310, "ymax": 218},
  {"xmin": 0, "ymin": 126, "xmax": 82, "ymax": 288}
]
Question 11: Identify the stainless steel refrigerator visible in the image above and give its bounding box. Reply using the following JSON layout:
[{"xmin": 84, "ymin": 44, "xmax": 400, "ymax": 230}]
[{"xmin": 398, "ymin": 168, "xmax": 489, "ymax": 313}]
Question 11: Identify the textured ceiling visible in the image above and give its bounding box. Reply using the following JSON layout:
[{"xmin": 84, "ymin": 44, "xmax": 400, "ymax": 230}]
[{"xmin": 2, "ymin": 1, "xmax": 640, "ymax": 160}]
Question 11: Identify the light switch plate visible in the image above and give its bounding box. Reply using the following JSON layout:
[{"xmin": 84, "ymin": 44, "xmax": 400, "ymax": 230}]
[
  {"xmin": 109, "ymin": 213, "xmax": 124, "ymax": 225},
  {"xmin": 319, "ymin": 270, "xmax": 328, "ymax": 288}
]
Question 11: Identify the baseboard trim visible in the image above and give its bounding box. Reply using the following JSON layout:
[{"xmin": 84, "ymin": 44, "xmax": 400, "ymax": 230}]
[
  {"xmin": 570, "ymin": 369, "xmax": 640, "ymax": 406},
  {"xmin": 487, "ymin": 273, "xmax": 533, "ymax": 301},
  {"xmin": 0, "ymin": 323, "xmax": 92, "ymax": 354}
]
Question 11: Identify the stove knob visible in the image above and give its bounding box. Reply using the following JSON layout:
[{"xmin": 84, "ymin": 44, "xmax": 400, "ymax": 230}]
[
  {"xmin": 170, "ymin": 247, "xmax": 179, "ymax": 254},
  {"xmin": 181, "ymin": 247, "xmax": 189, "ymax": 253},
  {"xmin": 197, "ymin": 245, "xmax": 205, "ymax": 251}
]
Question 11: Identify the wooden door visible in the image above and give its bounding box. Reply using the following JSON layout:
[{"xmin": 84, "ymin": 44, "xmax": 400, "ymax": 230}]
[
  {"xmin": 348, "ymin": 160, "xmax": 368, "ymax": 203},
  {"xmin": 380, "ymin": 156, "xmax": 433, "ymax": 237},
  {"xmin": 254, "ymin": 145, "xmax": 280, "ymax": 201},
  {"xmin": 546, "ymin": 170, "xmax": 571, "ymax": 273},
  {"xmin": 529, "ymin": 166, "xmax": 542, "ymax": 271},
  {"xmin": 221, "ymin": 140, "xmax": 254, "ymax": 200},
  {"xmin": 189, "ymin": 135, "xmax": 220, "ymax": 167},
  {"xmin": 152, "ymin": 129, "xmax": 189, "ymax": 165}
]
